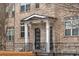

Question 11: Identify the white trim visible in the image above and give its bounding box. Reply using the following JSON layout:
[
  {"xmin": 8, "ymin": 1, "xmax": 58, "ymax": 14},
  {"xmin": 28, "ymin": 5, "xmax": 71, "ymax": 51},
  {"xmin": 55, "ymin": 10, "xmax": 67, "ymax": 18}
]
[
  {"xmin": 64, "ymin": 20, "xmax": 72, "ymax": 36},
  {"xmin": 7, "ymin": 27, "xmax": 14, "ymax": 41},
  {"xmin": 46, "ymin": 21, "xmax": 50, "ymax": 52},
  {"xmin": 25, "ymin": 23, "xmax": 28, "ymax": 43},
  {"xmin": 20, "ymin": 3, "xmax": 30, "ymax": 12},
  {"xmin": 64, "ymin": 20, "xmax": 79, "ymax": 36},
  {"xmin": 24, "ymin": 14, "xmax": 47, "ymax": 21},
  {"xmin": 71, "ymin": 20, "xmax": 72, "ymax": 36}
]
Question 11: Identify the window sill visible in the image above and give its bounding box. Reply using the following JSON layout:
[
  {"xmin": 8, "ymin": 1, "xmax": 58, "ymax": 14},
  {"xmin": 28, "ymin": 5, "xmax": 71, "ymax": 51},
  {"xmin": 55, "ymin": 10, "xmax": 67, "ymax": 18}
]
[
  {"xmin": 20, "ymin": 10, "xmax": 30, "ymax": 14},
  {"xmin": 64, "ymin": 35, "xmax": 79, "ymax": 38}
]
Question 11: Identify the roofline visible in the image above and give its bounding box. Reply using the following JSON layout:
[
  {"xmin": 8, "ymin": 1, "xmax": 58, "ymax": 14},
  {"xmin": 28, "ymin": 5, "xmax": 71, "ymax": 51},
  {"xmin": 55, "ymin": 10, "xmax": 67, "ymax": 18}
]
[{"xmin": 24, "ymin": 14, "xmax": 47, "ymax": 21}]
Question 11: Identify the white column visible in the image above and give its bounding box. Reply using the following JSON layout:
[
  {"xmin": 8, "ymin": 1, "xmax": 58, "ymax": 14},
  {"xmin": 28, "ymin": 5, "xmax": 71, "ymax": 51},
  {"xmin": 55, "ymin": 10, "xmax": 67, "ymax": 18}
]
[
  {"xmin": 25, "ymin": 23, "xmax": 28, "ymax": 44},
  {"xmin": 46, "ymin": 21, "xmax": 50, "ymax": 52}
]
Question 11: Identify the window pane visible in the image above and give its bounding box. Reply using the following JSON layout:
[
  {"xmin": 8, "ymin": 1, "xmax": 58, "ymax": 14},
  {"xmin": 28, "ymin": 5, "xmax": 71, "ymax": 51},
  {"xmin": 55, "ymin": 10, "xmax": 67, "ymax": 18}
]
[
  {"xmin": 7, "ymin": 27, "xmax": 14, "ymax": 41},
  {"xmin": 20, "ymin": 4, "xmax": 30, "ymax": 12},
  {"xmin": 12, "ymin": 30, "xmax": 15, "ymax": 35},
  {"xmin": 35, "ymin": 3, "xmax": 39, "ymax": 8},
  {"xmin": 9, "ymin": 35, "xmax": 11, "ymax": 41},
  {"xmin": 72, "ymin": 19, "xmax": 79, "ymax": 28},
  {"xmin": 72, "ymin": 28, "xmax": 78, "ymax": 35},
  {"xmin": 12, "ymin": 36, "xmax": 14, "ymax": 41},
  {"xmin": 20, "ymin": 5, "xmax": 25, "ymax": 12},
  {"xmin": 7, "ymin": 31, "xmax": 9, "ymax": 35},
  {"xmin": 21, "ymin": 32, "xmax": 25, "ymax": 37},
  {"xmin": 26, "ymin": 4, "xmax": 30, "ymax": 11},
  {"xmin": 65, "ymin": 29, "xmax": 71, "ymax": 36},
  {"xmin": 8, "ymin": 31, "xmax": 11, "ymax": 35},
  {"xmin": 65, "ymin": 21, "xmax": 71, "ymax": 29},
  {"xmin": 21, "ymin": 26, "xmax": 25, "ymax": 31}
]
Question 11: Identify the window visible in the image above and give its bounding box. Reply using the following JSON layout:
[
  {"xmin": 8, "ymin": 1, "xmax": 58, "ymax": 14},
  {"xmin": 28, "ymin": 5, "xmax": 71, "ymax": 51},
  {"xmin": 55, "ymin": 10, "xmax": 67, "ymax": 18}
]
[
  {"xmin": 21, "ymin": 5, "xmax": 25, "ymax": 12},
  {"xmin": 7, "ymin": 27, "xmax": 14, "ymax": 41},
  {"xmin": 11, "ymin": 4, "xmax": 15, "ymax": 17},
  {"xmin": 50, "ymin": 26, "xmax": 53, "ymax": 50},
  {"xmin": 35, "ymin": 3, "xmax": 39, "ymax": 8},
  {"xmin": 65, "ymin": 29, "xmax": 71, "ymax": 35},
  {"xmin": 72, "ymin": 28, "xmax": 78, "ymax": 35},
  {"xmin": 65, "ymin": 21, "xmax": 72, "ymax": 36},
  {"xmin": 20, "ymin": 3, "xmax": 30, "ymax": 12},
  {"xmin": 20, "ymin": 20, "xmax": 25, "ymax": 38},
  {"xmin": 6, "ymin": 6, "xmax": 9, "ymax": 18},
  {"xmin": 65, "ymin": 17, "xmax": 79, "ymax": 36},
  {"xmin": 12, "ymin": 11, "xmax": 15, "ymax": 17}
]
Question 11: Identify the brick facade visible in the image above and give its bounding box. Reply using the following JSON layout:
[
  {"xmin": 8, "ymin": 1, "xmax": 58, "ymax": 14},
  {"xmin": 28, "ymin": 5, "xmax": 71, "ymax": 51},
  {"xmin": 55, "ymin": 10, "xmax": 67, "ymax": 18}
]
[{"xmin": 6, "ymin": 3, "xmax": 79, "ymax": 53}]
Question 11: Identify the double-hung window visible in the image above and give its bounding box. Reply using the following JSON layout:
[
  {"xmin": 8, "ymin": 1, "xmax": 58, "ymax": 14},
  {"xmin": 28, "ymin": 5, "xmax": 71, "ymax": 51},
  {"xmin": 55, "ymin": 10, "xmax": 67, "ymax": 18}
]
[
  {"xmin": 35, "ymin": 3, "xmax": 39, "ymax": 8},
  {"xmin": 65, "ymin": 16, "xmax": 79, "ymax": 36},
  {"xmin": 20, "ymin": 3, "xmax": 30, "ymax": 12},
  {"xmin": 7, "ymin": 27, "xmax": 15, "ymax": 41}
]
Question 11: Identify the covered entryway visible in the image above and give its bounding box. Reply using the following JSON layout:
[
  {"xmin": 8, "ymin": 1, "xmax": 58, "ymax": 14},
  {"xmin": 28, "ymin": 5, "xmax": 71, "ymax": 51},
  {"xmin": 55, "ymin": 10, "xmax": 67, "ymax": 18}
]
[{"xmin": 24, "ymin": 14, "xmax": 56, "ymax": 53}]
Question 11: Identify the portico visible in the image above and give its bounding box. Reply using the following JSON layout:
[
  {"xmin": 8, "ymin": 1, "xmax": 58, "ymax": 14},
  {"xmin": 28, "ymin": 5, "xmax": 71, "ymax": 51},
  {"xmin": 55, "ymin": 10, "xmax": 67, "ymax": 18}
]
[{"xmin": 24, "ymin": 14, "xmax": 56, "ymax": 52}]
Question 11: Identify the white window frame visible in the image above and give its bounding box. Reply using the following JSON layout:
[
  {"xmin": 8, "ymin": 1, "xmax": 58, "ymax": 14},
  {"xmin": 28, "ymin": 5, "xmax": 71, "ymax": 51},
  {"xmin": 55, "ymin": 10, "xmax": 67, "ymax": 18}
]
[
  {"xmin": 65, "ymin": 19, "xmax": 79, "ymax": 36},
  {"xmin": 7, "ymin": 27, "xmax": 14, "ymax": 41},
  {"xmin": 65, "ymin": 20, "xmax": 72, "ymax": 36},
  {"xmin": 20, "ymin": 3, "xmax": 30, "ymax": 12}
]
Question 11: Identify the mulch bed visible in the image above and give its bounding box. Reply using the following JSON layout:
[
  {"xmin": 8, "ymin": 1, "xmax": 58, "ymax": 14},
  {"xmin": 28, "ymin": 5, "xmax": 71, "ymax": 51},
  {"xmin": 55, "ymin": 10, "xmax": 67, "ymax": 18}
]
[{"xmin": 0, "ymin": 51, "xmax": 33, "ymax": 56}]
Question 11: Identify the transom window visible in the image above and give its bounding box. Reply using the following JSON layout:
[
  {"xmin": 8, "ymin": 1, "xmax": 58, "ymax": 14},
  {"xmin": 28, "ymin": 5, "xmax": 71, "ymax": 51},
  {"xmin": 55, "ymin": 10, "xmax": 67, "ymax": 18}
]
[
  {"xmin": 65, "ymin": 16, "xmax": 79, "ymax": 36},
  {"xmin": 20, "ymin": 3, "xmax": 30, "ymax": 12},
  {"xmin": 7, "ymin": 27, "xmax": 15, "ymax": 41}
]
